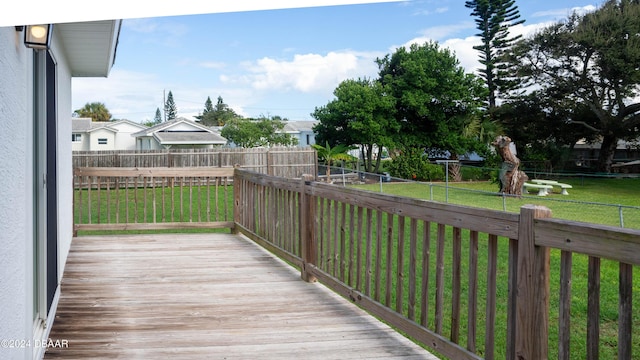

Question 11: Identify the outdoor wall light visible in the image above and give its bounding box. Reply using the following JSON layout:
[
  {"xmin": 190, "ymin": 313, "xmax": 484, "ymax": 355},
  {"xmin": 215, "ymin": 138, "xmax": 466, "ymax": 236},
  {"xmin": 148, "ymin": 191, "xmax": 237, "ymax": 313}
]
[{"xmin": 23, "ymin": 24, "xmax": 53, "ymax": 50}]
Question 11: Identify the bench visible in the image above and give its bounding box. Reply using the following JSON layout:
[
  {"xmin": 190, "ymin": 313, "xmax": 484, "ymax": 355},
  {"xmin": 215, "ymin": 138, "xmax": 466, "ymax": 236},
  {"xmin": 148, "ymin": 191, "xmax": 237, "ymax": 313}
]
[
  {"xmin": 530, "ymin": 179, "xmax": 573, "ymax": 195},
  {"xmin": 522, "ymin": 182, "xmax": 553, "ymax": 196}
]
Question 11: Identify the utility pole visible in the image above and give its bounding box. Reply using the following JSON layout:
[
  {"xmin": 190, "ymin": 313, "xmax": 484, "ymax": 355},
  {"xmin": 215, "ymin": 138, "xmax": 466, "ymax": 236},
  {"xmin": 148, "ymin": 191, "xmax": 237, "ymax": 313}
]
[{"xmin": 163, "ymin": 89, "xmax": 166, "ymax": 122}]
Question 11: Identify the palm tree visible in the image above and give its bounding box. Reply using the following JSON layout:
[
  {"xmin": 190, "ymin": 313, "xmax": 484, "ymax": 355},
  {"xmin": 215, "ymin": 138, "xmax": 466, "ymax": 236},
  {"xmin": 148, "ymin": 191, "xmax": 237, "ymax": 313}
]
[
  {"xmin": 74, "ymin": 102, "xmax": 112, "ymax": 122},
  {"xmin": 312, "ymin": 142, "xmax": 356, "ymax": 183}
]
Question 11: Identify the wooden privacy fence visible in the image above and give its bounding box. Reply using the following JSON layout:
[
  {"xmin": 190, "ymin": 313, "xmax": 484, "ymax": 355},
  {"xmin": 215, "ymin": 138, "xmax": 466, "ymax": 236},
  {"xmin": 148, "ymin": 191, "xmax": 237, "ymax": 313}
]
[
  {"xmin": 73, "ymin": 147, "xmax": 317, "ymax": 178},
  {"xmin": 233, "ymin": 170, "xmax": 640, "ymax": 360}
]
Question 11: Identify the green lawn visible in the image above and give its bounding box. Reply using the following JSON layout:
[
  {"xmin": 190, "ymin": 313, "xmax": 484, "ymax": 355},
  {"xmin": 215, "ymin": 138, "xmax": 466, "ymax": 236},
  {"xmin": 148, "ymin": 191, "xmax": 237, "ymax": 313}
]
[{"xmin": 353, "ymin": 177, "xmax": 640, "ymax": 229}]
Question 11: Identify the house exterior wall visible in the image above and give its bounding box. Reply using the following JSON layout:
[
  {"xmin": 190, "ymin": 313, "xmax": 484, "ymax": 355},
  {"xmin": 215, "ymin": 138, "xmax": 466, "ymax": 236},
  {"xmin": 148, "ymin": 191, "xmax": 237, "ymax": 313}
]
[
  {"xmin": 0, "ymin": 26, "xmax": 36, "ymax": 360},
  {"xmin": 137, "ymin": 136, "xmax": 163, "ymax": 150},
  {"xmin": 52, "ymin": 35, "xmax": 74, "ymax": 285},
  {"xmin": 71, "ymin": 132, "xmax": 89, "ymax": 151},
  {"xmin": 0, "ymin": 26, "xmax": 76, "ymax": 360},
  {"xmin": 89, "ymin": 128, "xmax": 117, "ymax": 150},
  {"xmin": 113, "ymin": 122, "xmax": 144, "ymax": 150}
]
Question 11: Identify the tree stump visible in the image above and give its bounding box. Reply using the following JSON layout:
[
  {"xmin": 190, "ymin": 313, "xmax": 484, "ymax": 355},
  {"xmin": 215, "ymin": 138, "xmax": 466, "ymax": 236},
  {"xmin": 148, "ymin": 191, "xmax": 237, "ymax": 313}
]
[{"xmin": 492, "ymin": 135, "xmax": 528, "ymax": 195}]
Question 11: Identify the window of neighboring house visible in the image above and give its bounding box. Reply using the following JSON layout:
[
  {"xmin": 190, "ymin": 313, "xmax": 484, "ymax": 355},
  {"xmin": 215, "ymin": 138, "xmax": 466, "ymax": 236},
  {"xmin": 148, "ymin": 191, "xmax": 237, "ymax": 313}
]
[
  {"xmin": 72, "ymin": 133, "xmax": 82, "ymax": 142},
  {"xmin": 98, "ymin": 138, "xmax": 108, "ymax": 145},
  {"xmin": 306, "ymin": 134, "xmax": 310, "ymax": 145}
]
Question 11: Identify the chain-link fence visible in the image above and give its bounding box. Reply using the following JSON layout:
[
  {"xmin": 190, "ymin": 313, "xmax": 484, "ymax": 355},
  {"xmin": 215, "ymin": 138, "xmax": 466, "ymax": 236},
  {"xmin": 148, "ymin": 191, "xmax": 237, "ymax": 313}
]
[{"xmin": 317, "ymin": 165, "xmax": 640, "ymax": 230}]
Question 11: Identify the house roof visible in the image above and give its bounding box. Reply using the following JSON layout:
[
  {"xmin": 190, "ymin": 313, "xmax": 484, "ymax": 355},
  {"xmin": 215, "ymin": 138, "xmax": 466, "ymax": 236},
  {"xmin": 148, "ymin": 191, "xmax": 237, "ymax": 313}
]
[
  {"xmin": 154, "ymin": 132, "xmax": 227, "ymax": 145},
  {"xmin": 132, "ymin": 117, "xmax": 214, "ymax": 137},
  {"xmin": 57, "ymin": 20, "xmax": 121, "ymax": 77},
  {"xmin": 283, "ymin": 121, "xmax": 318, "ymax": 133},
  {"xmin": 72, "ymin": 118, "xmax": 93, "ymax": 132},
  {"xmin": 72, "ymin": 118, "xmax": 148, "ymax": 133},
  {"xmin": 133, "ymin": 117, "xmax": 228, "ymax": 146}
]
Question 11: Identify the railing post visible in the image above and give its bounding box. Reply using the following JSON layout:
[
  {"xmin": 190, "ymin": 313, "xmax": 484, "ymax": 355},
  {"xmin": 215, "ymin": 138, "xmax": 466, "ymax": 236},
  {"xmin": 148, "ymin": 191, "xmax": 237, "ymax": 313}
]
[
  {"xmin": 232, "ymin": 165, "xmax": 242, "ymax": 234},
  {"xmin": 300, "ymin": 174, "xmax": 317, "ymax": 283},
  {"xmin": 515, "ymin": 204, "xmax": 552, "ymax": 360}
]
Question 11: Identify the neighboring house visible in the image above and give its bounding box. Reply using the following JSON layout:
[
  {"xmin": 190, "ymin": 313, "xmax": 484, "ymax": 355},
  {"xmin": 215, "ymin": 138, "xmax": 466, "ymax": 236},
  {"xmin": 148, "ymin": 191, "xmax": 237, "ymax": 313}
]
[
  {"xmin": 72, "ymin": 118, "xmax": 148, "ymax": 151},
  {"xmin": 0, "ymin": 21, "xmax": 121, "ymax": 359},
  {"xmin": 283, "ymin": 120, "xmax": 318, "ymax": 147},
  {"xmin": 573, "ymin": 138, "xmax": 640, "ymax": 168},
  {"xmin": 132, "ymin": 117, "xmax": 228, "ymax": 150}
]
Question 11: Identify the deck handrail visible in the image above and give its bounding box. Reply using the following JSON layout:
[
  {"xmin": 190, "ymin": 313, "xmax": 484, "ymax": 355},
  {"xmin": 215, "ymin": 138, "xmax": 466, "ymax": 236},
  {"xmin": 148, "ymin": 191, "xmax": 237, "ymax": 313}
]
[
  {"xmin": 72, "ymin": 167, "xmax": 640, "ymax": 359},
  {"xmin": 234, "ymin": 168, "xmax": 640, "ymax": 360}
]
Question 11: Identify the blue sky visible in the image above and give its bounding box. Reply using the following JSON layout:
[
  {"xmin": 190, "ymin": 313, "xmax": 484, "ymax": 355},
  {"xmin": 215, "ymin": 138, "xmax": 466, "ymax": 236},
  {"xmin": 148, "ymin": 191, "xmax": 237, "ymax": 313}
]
[{"xmin": 70, "ymin": 1, "xmax": 600, "ymax": 123}]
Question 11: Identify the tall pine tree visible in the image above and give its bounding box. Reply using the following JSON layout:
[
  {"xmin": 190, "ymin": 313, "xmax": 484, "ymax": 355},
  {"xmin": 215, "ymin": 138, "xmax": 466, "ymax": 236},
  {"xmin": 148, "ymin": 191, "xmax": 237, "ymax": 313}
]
[
  {"xmin": 164, "ymin": 90, "xmax": 177, "ymax": 121},
  {"xmin": 153, "ymin": 107, "xmax": 162, "ymax": 125},
  {"xmin": 465, "ymin": 0, "xmax": 525, "ymax": 109}
]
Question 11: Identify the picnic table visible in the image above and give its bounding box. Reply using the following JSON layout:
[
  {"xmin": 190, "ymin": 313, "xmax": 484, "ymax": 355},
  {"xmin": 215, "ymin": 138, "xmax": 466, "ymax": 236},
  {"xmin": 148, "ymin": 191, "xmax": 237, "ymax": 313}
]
[{"xmin": 530, "ymin": 179, "xmax": 573, "ymax": 195}]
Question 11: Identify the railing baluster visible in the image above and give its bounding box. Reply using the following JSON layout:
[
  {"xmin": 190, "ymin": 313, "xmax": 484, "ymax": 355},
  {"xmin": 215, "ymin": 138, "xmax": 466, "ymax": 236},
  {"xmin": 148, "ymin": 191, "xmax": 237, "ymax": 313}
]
[
  {"xmin": 588, "ymin": 256, "xmax": 600, "ymax": 360},
  {"xmin": 408, "ymin": 218, "xmax": 417, "ymax": 321},
  {"xmin": 396, "ymin": 216, "xmax": 405, "ymax": 314},
  {"xmin": 420, "ymin": 220, "xmax": 431, "ymax": 328},
  {"xmin": 364, "ymin": 208, "xmax": 373, "ymax": 297},
  {"xmin": 559, "ymin": 250, "xmax": 573, "ymax": 360},
  {"xmin": 356, "ymin": 206, "xmax": 364, "ymax": 291},
  {"xmin": 451, "ymin": 226, "xmax": 461, "ymax": 343},
  {"xmin": 435, "ymin": 223, "xmax": 445, "ymax": 335},
  {"xmin": 386, "ymin": 213, "xmax": 394, "ymax": 307},
  {"xmin": 618, "ymin": 262, "xmax": 632, "ymax": 360},
  {"xmin": 485, "ymin": 234, "xmax": 498, "ymax": 359},
  {"xmin": 467, "ymin": 230, "xmax": 478, "ymax": 353},
  {"xmin": 374, "ymin": 211, "xmax": 382, "ymax": 303}
]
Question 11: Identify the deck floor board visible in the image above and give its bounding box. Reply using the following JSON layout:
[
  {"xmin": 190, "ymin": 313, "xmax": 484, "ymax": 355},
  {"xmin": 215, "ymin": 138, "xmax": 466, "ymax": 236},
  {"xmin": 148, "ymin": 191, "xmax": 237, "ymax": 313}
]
[{"xmin": 45, "ymin": 233, "xmax": 439, "ymax": 359}]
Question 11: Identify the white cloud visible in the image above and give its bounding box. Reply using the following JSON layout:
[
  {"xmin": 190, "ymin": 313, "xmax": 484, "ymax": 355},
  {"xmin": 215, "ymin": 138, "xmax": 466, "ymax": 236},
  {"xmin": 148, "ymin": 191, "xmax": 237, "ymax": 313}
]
[
  {"xmin": 416, "ymin": 21, "xmax": 475, "ymax": 42},
  {"xmin": 532, "ymin": 5, "xmax": 598, "ymax": 20},
  {"xmin": 240, "ymin": 50, "xmax": 381, "ymax": 93},
  {"xmin": 73, "ymin": 70, "xmax": 165, "ymax": 122}
]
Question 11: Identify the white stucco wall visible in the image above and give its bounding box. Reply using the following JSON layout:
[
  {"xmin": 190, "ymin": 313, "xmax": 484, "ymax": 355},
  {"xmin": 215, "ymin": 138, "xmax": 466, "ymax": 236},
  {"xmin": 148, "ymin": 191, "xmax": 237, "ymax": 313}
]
[
  {"xmin": 0, "ymin": 26, "xmax": 77, "ymax": 360},
  {"xmin": 113, "ymin": 122, "xmax": 146, "ymax": 150},
  {"xmin": 89, "ymin": 128, "xmax": 117, "ymax": 150},
  {"xmin": 0, "ymin": 26, "xmax": 34, "ymax": 360},
  {"xmin": 52, "ymin": 35, "xmax": 74, "ymax": 280},
  {"xmin": 71, "ymin": 133, "xmax": 89, "ymax": 151}
]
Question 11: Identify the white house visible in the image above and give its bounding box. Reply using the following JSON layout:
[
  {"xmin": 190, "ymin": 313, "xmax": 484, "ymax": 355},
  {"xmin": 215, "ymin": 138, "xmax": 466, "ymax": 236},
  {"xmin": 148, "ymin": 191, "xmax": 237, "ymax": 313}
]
[
  {"xmin": 71, "ymin": 118, "xmax": 148, "ymax": 151},
  {"xmin": 132, "ymin": 117, "xmax": 228, "ymax": 150},
  {"xmin": 0, "ymin": 21, "xmax": 120, "ymax": 360},
  {"xmin": 283, "ymin": 120, "xmax": 318, "ymax": 147}
]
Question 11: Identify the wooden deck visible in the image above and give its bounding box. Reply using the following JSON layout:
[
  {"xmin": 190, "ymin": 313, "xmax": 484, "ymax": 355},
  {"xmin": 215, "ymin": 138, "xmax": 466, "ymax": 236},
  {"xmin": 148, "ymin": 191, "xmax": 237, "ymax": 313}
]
[{"xmin": 45, "ymin": 233, "xmax": 439, "ymax": 359}]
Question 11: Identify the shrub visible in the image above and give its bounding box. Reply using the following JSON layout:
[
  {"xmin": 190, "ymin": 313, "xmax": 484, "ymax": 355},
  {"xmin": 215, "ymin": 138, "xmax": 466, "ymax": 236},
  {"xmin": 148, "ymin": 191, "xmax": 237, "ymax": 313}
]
[{"xmin": 387, "ymin": 149, "xmax": 444, "ymax": 181}]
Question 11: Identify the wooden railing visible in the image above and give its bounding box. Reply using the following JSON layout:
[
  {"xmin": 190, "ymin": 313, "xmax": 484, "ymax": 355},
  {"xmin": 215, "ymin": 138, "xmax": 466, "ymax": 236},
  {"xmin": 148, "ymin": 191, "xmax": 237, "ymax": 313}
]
[
  {"xmin": 72, "ymin": 167, "xmax": 640, "ymax": 359},
  {"xmin": 234, "ymin": 169, "xmax": 640, "ymax": 360},
  {"xmin": 73, "ymin": 167, "xmax": 235, "ymax": 234}
]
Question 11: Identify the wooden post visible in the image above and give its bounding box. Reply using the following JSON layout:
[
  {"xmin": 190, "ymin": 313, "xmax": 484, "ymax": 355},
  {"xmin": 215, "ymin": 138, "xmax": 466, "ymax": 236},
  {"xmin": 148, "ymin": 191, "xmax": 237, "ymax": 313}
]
[
  {"xmin": 515, "ymin": 205, "xmax": 552, "ymax": 360},
  {"xmin": 300, "ymin": 174, "xmax": 317, "ymax": 283},
  {"xmin": 232, "ymin": 165, "xmax": 242, "ymax": 234}
]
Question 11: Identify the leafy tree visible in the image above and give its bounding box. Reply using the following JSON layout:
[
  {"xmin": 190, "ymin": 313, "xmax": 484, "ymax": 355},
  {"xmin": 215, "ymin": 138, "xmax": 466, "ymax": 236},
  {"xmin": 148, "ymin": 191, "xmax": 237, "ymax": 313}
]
[
  {"xmin": 495, "ymin": 92, "xmax": 595, "ymax": 171},
  {"xmin": 221, "ymin": 116, "xmax": 297, "ymax": 148},
  {"xmin": 153, "ymin": 107, "xmax": 162, "ymax": 125},
  {"xmin": 465, "ymin": 0, "xmax": 525, "ymax": 109},
  {"xmin": 509, "ymin": 0, "xmax": 640, "ymax": 172},
  {"xmin": 376, "ymin": 41, "xmax": 487, "ymax": 180},
  {"xmin": 73, "ymin": 102, "xmax": 112, "ymax": 122},
  {"xmin": 164, "ymin": 90, "xmax": 177, "ymax": 121},
  {"xmin": 312, "ymin": 78, "xmax": 397, "ymax": 173},
  {"xmin": 200, "ymin": 96, "xmax": 241, "ymax": 126},
  {"xmin": 311, "ymin": 141, "xmax": 357, "ymax": 182}
]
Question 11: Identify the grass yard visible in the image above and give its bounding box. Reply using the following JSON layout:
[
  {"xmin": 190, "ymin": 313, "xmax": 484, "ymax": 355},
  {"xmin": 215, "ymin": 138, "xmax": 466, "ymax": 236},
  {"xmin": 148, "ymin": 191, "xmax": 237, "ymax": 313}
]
[{"xmin": 353, "ymin": 177, "xmax": 640, "ymax": 229}]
